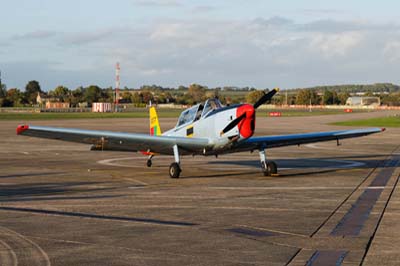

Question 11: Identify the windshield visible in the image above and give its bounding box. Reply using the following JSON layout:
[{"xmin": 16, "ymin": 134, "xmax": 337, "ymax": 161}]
[
  {"xmin": 176, "ymin": 104, "xmax": 201, "ymax": 127},
  {"xmin": 201, "ymin": 98, "xmax": 222, "ymax": 118}
]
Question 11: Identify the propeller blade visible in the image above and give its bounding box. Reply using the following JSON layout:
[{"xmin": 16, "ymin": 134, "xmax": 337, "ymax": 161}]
[
  {"xmin": 253, "ymin": 88, "xmax": 279, "ymax": 109},
  {"xmin": 220, "ymin": 113, "xmax": 246, "ymax": 136}
]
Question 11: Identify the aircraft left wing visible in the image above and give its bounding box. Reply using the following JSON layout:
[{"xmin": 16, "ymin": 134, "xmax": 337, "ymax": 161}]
[
  {"xmin": 16, "ymin": 125, "xmax": 210, "ymax": 155},
  {"xmin": 233, "ymin": 127, "xmax": 384, "ymax": 152}
]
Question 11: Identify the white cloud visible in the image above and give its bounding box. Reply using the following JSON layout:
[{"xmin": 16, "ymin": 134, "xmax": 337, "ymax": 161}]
[
  {"xmin": 4, "ymin": 17, "xmax": 400, "ymax": 89},
  {"xmin": 309, "ymin": 31, "xmax": 364, "ymax": 58}
]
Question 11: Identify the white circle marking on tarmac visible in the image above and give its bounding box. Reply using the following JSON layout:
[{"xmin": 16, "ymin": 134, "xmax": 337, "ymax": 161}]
[
  {"xmin": 0, "ymin": 239, "xmax": 18, "ymax": 266},
  {"xmin": 97, "ymin": 157, "xmax": 365, "ymax": 170}
]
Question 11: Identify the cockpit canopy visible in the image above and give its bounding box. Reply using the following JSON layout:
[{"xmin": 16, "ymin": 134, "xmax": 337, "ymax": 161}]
[
  {"xmin": 202, "ymin": 98, "xmax": 222, "ymax": 118},
  {"xmin": 176, "ymin": 98, "xmax": 223, "ymax": 128}
]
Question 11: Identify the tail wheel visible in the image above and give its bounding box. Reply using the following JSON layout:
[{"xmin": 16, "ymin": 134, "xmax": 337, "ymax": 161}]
[{"xmin": 169, "ymin": 163, "xmax": 181, "ymax": 178}]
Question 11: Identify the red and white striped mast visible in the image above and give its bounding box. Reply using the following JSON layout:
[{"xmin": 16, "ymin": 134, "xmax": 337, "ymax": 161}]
[{"xmin": 115, "ymin": 62, "xmax": 120, "ymax": 112}]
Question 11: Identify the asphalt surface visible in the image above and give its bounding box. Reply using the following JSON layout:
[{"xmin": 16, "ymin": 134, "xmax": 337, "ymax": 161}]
[{"xmin": 0, "ymin": 110, "xmax": 399, "ymax": 266}]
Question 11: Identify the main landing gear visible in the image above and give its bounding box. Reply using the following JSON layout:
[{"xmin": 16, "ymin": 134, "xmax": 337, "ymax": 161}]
[
  {"xmin": 169, "ymin": 144, "xmax": 181, "ymax": 178},
  {"xmin": 150, "ymin": 146, "xmax": 276, "ymax": 178},
  {"xmin": 259, "ymin": 149, "xmax": 278, "ymax": 176},
  {"xmin": 145, "ymin": 146, "xmax": 182, "ymax": 178}
]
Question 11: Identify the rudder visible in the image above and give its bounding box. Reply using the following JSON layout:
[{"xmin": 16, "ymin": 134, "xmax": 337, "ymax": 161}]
[{"xmin": 149, "ymin": 106, "xmax": 162, "ymax": 136}]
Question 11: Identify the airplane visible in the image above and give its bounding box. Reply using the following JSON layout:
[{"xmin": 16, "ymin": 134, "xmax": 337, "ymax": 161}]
[{"xmin": 16, "ymin": 88, "xmax": 385, "ymax": 178}]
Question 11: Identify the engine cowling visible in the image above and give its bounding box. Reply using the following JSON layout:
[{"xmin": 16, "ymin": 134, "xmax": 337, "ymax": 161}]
[{"xmin": 236, "ymin": 104, "xmax": 255, "ymax": 139}]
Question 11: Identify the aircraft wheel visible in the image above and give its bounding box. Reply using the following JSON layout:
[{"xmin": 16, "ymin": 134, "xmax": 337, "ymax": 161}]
[
  {"xmin": 262, "ymin": 161, "xmax": 278, "ymax": 176},
  {"xmin": 146, "ymin": 159, "xmax": 152, "ymax": 167},
  {"xmin": 169, "ymin": 163, "xmax": 181, "ymax": 178},
  {"xmin": 267, "ymin": 161, "xmax": 278, "ymax": 175}
]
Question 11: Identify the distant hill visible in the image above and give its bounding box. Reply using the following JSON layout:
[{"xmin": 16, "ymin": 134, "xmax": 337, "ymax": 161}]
[{"xmin": 290, "ymin": 83, "xmax": 400, "ymax": 94}]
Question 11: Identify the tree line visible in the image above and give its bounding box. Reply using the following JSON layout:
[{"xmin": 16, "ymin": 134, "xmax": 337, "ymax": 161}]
[{"xmin": 1, "ymin": 80, "xmax": 400, "ymax": 107}]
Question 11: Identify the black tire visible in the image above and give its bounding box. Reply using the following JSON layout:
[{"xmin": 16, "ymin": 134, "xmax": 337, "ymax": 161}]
[
  {"xmin": 267, "ymin": 161, "xmax": 278, "ymax": 175},
  {"xmin": 169, "ymin": 163, "xmax": 181, "ymax": 178},
  {"xmin": 146, "ymin": 160, "xmax": 152, "ymax": 167}
]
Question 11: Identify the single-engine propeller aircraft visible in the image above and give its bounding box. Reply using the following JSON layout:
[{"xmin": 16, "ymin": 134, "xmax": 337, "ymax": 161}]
[{"xmin": 17, "ymin": 88, "xmax": 384, "ymax": 178}]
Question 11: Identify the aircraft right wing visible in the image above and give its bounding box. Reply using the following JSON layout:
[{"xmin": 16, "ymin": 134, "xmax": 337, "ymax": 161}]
[{"xmin": 233, "ymin": 127, "xmax": 384, "ymax": 152}]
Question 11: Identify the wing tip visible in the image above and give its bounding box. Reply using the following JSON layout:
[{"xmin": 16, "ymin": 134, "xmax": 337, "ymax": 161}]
[{"xmin": 16, "ymin": 125, "xmax": 29, "ymax": 135}]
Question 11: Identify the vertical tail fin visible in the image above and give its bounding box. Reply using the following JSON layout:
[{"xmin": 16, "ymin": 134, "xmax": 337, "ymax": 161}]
[{"xmin": 149, "ymin": 106, "xmax": 162, "ymax": 136}]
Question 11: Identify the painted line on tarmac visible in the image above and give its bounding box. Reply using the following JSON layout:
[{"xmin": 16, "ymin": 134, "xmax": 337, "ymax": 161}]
[
  {"xmin": 98, "ymin": 157, "xmax": 365, "ymax": 171},
  {"xmin": 0, "ymin": 225, "xmax": 51, "ymax": 266},
  {"xmin": 97, "ymin": 157, "xmax": 138, "ymax": 168},
  {"xmin": 128, "ymin": 186, "xmax": 147, "ymax": 189},
  {"xmin": 324, "ymin": 159, "xmax": 365, "ymax": 168},
  {"xmin": 210, "ymin": 186, "xmax": 357, "ymax": 190},
  {"xmin": 305, "ymin": 143, "xmax": 370, "ymax": 154},
  {"xmin": 366, "ymin": 186, "xmax": 386, "ymax": 190},
  {"xmin": 0, "ymin": 239, "xmax": 18, "ymax": 266},
  {"xmin": 98, "ymin": 157, "xmax": 259, "ymax": 170},
  {"xmin": 123, "ymin": 178, "xmax": 149, "ymax": 186}
]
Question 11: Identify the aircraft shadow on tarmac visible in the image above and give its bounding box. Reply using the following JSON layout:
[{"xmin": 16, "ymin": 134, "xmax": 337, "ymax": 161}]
[
  {"xmin": 0, "ymin": 171, "xmax": 66, "ymax": 179},
  {"xmin": 208, "ymin": 156, "xmax": 383, "ymax": 169},
  {"xmin": 0, "ymin": 206, "xmax": 196, "ymax": 227},
  {"xmin": 195, "ymin": 156, "xmax": 386, "ymax": 178},
  {"xmin": 0, "ymin": 181, "xmax": 123, "ymax": 202}
]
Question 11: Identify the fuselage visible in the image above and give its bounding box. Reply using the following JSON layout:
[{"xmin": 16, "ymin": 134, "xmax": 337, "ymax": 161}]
[{"xmin": 163, "ymin": 99, "xmax": 256, "ymax": 153}]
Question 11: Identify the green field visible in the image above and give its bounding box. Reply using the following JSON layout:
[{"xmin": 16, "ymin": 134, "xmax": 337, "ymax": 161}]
[
  {"xmin": 0, "ymin": 110, "xmax": 182, "ymax": 121},
  {"xmin": 332, "ymin": 116, "xmax": 400, "ymax": 127},
  {"xmin": 263, "ymin": 109, "xmax": 364, "ymax": 117},
  {"xmin": 0, "ymin": 108, "xmax": 367, "ymax": 121}
]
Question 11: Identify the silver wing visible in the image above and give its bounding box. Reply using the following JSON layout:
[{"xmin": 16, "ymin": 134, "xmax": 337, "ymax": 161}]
[
  {"xmin": 17, "ymin": 125, "xmax": 384, "ymax": 155},
  {"xmin": 17, "ymin": 125, "xmax": 210, "ymax": 155},
  {"xmin": 230, "ymin": 127, "xmax": 384, "ymax": 153}
]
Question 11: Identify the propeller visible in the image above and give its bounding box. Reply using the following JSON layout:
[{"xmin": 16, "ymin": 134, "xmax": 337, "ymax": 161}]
[
  {"xmin": 253, "ymin": 88, "xmax": 279, "ymax": 109},
  {"xmin": 220, "ymin": 113, "xmax": 246, "ymax": 136},
  {"xmin": 220, "ymin": 88, "xmax": 279, "ymax": 136}
]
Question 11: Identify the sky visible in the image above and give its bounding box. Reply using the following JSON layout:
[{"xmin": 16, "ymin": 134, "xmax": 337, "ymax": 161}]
[{"xmin": 2, "ymin": 0, "xmax": 400, "ymax": 90}]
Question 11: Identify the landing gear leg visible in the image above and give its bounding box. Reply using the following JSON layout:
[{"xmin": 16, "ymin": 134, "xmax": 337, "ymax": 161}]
[
  {"xmin": 169, "ymin": 145, "xmax": 181, "ymax": 178},
  {"xmin": 146, "ymin": 154, "xmax": 153, "ymax": 167},
  {"xmin": 259, "ymin": 149, "xmax": 278, "ymax": 176}
]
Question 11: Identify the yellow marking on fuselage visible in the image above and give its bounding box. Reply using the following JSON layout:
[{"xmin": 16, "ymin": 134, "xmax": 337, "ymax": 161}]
[{"xmin": 186, "ymin": 125, "xmax": 194, "ymax": 138}]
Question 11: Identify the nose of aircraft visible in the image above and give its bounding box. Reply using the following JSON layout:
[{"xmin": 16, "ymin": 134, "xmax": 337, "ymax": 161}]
[{"xmin": 236, "ymin": 104, "xmax": 255, "ymax": 139}]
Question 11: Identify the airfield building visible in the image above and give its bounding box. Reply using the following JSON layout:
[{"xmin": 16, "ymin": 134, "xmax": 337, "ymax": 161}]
[
  {"xmin": 37, "ymin": 92, "xmax": 70, "ymax": 109},
  {"xmin": 346, "ymin": 96, "xmax": 380, "ymax": 106}
]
